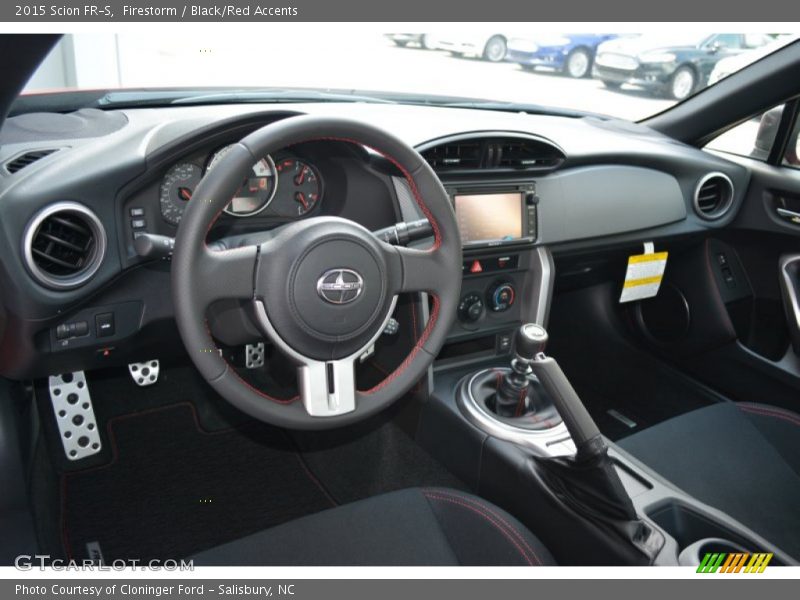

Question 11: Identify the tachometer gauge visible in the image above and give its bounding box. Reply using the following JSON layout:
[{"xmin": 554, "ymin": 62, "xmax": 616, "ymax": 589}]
[
  {"xmin": 159, "ymin": 163, "xmax": 203, "ymax": 225},
  {"xmin": 275, "ymin": 158, "xmax": 322, "ymax": 216},
  {"xmin": 206, "ymin": 145, "xmax": 278, "ymax": 217}
]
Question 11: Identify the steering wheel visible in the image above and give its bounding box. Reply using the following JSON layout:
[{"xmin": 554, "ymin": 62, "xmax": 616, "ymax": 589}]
[{"xmin": 171, "ymin": 116, "xmax": 462, "ymax": 430}]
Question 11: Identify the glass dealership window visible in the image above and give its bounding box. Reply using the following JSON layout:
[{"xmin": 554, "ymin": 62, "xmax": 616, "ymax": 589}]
[{"xmin": 22, "ymin": 32, "xmax": 797, "ymax": 122}]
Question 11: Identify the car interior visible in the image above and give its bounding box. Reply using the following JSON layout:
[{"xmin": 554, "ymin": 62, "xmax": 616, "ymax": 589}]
[{"xmin": 1, "ymin": 33, "xmax": 800, "ymax": 567}]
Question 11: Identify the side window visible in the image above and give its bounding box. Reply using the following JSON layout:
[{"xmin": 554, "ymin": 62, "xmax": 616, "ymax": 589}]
[
  {"xmin": 783, "ymin": 118, "xmax": 800, "ymax": 168},
  {"xmin": 706, "ymin": 105, "xmax": 784, "ymax": 160}
]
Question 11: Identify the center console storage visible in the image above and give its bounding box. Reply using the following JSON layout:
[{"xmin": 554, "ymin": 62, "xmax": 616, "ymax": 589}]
[{"xmin": 646, "ymin": 502, "xmax": 785, "ymax": 567}]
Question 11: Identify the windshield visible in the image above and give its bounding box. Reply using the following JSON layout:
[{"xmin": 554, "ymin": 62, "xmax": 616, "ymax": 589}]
[{"xmin": 21, "ymin": 30, "xmax": 797, "ymax": 121}]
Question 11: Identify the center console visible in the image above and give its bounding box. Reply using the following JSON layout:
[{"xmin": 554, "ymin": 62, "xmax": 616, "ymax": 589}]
[
  {"xmin": 436, "ymin": 181, "xmax": 554, "ymax": 366},
  {"xmin": 410, "ymin": 177, "xmax": 794, "ymax": 566}
]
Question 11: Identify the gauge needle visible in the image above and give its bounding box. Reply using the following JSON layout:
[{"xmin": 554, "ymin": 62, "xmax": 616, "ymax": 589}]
[
  {"xmin": 295, "ymin": 192, "xmax": 309, "ymax": 210},
  {"xmin": 179, "ymin": 187, "xmax": 192, "ymax": 201},
  {"xmin": 294, "ymin": 168, "xmax": 305, "ymax": 186}
]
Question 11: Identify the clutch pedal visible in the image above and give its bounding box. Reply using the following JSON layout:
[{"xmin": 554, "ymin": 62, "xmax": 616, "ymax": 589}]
[
  {"xmin": 48, "ymin": 371, "xmax": 102, "ymax": 461},
  {"xmin": 128, "ymin": 360, "xmax": 160, "ymax": 386}
]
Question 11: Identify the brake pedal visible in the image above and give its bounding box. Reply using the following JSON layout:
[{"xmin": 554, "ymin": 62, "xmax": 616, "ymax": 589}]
[
  {"xmin": 245, "ymin": 343, "xmax": 265, "ymax": 369},
  {"xmin": 48, "ymin": 371, "xmax": 102, "ymax": 461},
  {"xmin": 128, "ymin": 360, "xmax": 160, "ymax": 386}
]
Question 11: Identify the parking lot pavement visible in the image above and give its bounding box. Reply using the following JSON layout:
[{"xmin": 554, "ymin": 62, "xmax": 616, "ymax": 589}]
[{"xmin": 115, "ymin": 33, "xmax": 674, "ymax": 122}]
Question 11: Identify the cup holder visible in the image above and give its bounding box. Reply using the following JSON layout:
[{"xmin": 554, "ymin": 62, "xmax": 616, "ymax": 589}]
[{"xmin": 678, "ymin": 537, "xmax": 750, "ymax": 567}]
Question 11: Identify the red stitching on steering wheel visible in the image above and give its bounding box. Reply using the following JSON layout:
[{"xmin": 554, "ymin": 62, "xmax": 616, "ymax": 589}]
[{"xmin": 200, "ymin": 135, "xmax": 445, "ymax": 405}]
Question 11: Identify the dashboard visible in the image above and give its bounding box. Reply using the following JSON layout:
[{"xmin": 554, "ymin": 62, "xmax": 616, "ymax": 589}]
[{"xmin": 0, "ymin": 101, "xmax": 751, "ymax": 380}]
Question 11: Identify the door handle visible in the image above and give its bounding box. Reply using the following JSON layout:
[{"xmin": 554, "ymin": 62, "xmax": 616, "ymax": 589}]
[
  {"xmin": 778, "ymin": 254, "xmax": 800, "ymax": 355},
  {"xmin": 776, "ymin": 207, "xmax": 800, "ymax": 225}
]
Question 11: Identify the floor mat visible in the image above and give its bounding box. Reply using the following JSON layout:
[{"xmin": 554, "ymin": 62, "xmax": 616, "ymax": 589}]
[
  {"xmin": 61, "ymin": 403, "xmax": 336, "ymax": 562},
  {"xmin": 292, "ymin": 420, "xmax": 467, "ymax": 506}
]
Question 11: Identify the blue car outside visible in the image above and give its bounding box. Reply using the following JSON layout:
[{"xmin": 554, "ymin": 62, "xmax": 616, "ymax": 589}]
[{"xmin": 507, "ymin": 34, "xmax": 620, "ymax": 78}]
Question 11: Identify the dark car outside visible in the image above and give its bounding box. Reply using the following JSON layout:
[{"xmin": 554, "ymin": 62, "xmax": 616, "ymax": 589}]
[
  {"xmin": 506, "ymin": 34, "xmax": 620, "ymax": 78},
  {"xmin": 593, "ymin": 33, "xmax": 773, "ymax": 100}
]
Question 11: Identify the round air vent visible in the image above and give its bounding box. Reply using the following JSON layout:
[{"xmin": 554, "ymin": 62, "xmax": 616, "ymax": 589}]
[
  {"xmin": 693, "ymin": 172, "xmax": 734, "ymax": 220},
  {"xmin": 23, "ymin": 202, "xmax": 107, "ymax": 290}
]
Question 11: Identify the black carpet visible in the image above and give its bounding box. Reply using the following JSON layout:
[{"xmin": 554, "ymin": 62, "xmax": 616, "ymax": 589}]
[{"xmin": 61, "ymin": 403, "xmax": 336, "ymax": 562}]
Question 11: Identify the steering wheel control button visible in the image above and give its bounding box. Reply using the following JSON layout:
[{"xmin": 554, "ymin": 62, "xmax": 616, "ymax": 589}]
[
  {"xmin": 316, "ymin": 268, "xmax": 364, "ymax": 305},
  {"xmin": 488, "ymin": 282, "xmax": 516, "ymax": 312},
  {"xmin": 48, "ymin": 371, "xmax": 102, "ymax": 461},
  {"xmin": 458, "ymin": 292, "xmax": 485, "ymax": 323},
  {"xmin": 95, "ymin": 312, "xmax": 115, "ymax": 337}
]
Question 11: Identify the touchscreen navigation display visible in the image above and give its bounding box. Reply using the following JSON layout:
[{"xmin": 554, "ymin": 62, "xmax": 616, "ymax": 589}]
[{"xmin": 454, "ymin": 192, "xmax": 524, "ymax": 244}]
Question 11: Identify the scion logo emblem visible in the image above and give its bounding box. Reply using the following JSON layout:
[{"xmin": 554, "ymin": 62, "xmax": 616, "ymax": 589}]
[{"xmin": 316, "ymin": 269, "xmax": 364, "ymax": 305}]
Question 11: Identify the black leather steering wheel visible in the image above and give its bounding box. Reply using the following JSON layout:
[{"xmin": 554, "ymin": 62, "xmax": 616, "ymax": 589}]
[{"xmin": 171, "ymin": 116, "xmax": 462, "ymax": 429}]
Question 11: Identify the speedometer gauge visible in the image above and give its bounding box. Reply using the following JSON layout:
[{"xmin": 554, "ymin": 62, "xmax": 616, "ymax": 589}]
[
  {"xmin": 206, "ymin": 145, "xmax": 278, "ymax": 217},
  {"xmin": 159, "ymin": 163, "xmax": 202, "ymax": 225}
]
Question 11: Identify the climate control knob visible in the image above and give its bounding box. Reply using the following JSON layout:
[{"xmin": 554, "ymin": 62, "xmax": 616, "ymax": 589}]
[
  {"xmin": 458, "ymin": 292, "xmax": 485, "ymax": 323},
  {"xmin": 488, "ymin": 282, "xmax": 516, "ymax": 312}
]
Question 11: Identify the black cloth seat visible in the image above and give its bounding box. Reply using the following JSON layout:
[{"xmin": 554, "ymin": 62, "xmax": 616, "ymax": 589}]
[
  {"xmin": 190, "ymin": 487, "xmax": 554, "ymax": 566},
  {"xmin": 618, "ymin": 401, "xmax": 800, "ymax": 559}
]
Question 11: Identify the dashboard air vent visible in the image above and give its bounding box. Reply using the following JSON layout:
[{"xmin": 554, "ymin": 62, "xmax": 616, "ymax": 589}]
[
  {"xmin": 694, "ymin": 173, "xmax": 734, "ymax": 220},
  {"xmin": 23, "ymin": 202, "xmax": 106, "ymax": 290},
  {"xmin": 5, "ymin": 149, "xmax": 58, "ymax": 174},
  {"xmin": 422, "ymin": 140, "xmax": 482, "ymax": 170},
  {"xmin": 420, "ymin": 135, "xmax": 565, "ymax": 174}
]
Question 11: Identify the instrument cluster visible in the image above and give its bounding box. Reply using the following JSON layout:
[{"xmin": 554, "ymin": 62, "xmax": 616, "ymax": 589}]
[{"xmin": 158, "ymin": 145, "xmax": 323, "ymax": 226}]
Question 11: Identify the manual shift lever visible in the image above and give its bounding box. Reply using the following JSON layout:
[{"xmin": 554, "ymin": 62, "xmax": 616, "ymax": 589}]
[
  {"xmin": 499, "ymin": 323, "xmax": 606, "ymax": 462},
  {"xmin": 461, "ymin": 323, "xmax": 642, "ymax": 536},
  {"xmin": 493, "ymin": 324, "xmax": 549, "ymax": 417}
]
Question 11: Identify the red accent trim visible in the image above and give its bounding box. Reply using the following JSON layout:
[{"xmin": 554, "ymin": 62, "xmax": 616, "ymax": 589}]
[
  {"xmin": 514, "ymin": 387, "xmax": 527, "ymax": 418},
  {"xmin": 423, "ymin": 490, "xmax": 543, "ymax": 566},
  {"xmin": 738, "ymin": 403, "xmax": 800, "ymax": 427},
  {"xmin": 60, "ymin": 475, "xmax": 72, "ymax": 560}
]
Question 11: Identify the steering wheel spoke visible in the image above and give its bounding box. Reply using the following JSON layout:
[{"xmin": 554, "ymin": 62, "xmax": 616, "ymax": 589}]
[
  {"xmin": 196, "ymin": 246, "xmax": 258, "ymax": 306},
  {"xmin": 389, "ymin": 244, "xmax": 453, "ymax": 297},
  {"xmin": 254, "ymin": 296, "xmax": 398, "ymax": 417},
  {"xmin": 297, "ymin": 357, "xmax": 357, "ymax": 417}
]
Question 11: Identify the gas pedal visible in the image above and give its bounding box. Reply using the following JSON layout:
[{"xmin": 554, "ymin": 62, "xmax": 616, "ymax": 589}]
[
  {"xmin": 128, "ymin": 359, "xmax": 160, "ymax": 386},
  {"xmin": 245, "ymin": 343, "xmax": 265, "ymax": 369},
  {"xmin": 48, "ymin": 371, "xmax": 102, "ymax": 461}
]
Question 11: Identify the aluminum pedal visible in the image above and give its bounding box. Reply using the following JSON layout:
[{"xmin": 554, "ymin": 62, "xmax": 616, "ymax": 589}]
[
  {"xmin": 128, "ymin": 359, "xmax": 160, "ymax": 386},
  {"xmin": 245, "ymin": 343, "xmax": 265, "ymax": 369},
  {"xmin": 48, "ymin": 371, "xmax": 102, "ymax": 461}
]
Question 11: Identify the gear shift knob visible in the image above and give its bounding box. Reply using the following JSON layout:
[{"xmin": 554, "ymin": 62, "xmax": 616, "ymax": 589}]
[{"xmin": 515, "ymin": 323, "xmax": 549, "ymax": 360}]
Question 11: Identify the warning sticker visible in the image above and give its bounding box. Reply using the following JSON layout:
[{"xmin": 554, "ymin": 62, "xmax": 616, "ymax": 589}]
[{"xmin": 619, "ymin": 244, "xmax": 668, "ymax": 303}]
